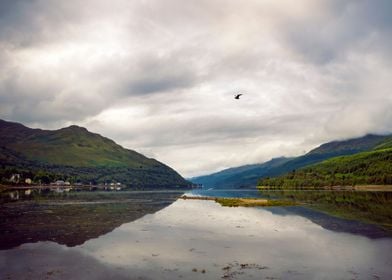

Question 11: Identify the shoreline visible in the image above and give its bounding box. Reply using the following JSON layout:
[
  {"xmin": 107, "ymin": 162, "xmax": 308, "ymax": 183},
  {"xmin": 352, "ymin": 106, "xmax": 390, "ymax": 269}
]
[{"xmin": 257, "ymin": 184, "xmax": 392, "ymax": 192}]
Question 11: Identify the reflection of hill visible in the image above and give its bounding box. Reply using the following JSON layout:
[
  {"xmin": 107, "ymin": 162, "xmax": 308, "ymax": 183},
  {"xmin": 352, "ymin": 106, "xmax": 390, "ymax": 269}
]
[
  {"xmin": 267, "ymin": 206, "xmax": 390, "ymax": 239},
  {"xmin": 0, "ymin": 191, "xmax": 184, "ymax": 250},
  {"xmin": 261, "ymin": 189, "xmax": 392, "ymax": 239}
]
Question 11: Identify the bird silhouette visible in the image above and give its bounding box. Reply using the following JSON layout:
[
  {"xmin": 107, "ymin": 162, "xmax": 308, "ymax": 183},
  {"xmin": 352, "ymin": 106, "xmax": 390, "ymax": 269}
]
[{"xmin": 234, "ymin": 94, "xmax": 243, "ymax": 99}]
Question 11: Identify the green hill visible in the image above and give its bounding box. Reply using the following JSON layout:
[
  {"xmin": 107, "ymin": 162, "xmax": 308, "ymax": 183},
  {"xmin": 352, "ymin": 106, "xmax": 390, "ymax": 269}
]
[
  {"xmin": 258, "ymin": 147, "xmax": 392, "ymax": 189},
  {"xmin": 0, "ymin": 119, "xmax": 190, "ymax": 188}
]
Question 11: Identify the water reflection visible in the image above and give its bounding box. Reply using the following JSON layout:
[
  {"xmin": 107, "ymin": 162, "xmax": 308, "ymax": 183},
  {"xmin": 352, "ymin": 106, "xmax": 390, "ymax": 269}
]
[
  {"xmin": 267, "ymin": 206, "xmax": 389, "ymax": 239},
  {"xmin": 0, "ymin": 191, "xmax": 184, "ymax": 250},
  {"xmin": 192, "ymin": 189, "xmax": 392, "ymax": 237},
  {"xmin": 190, "ymin": 188, "xmax": 264, "ymax": 198},
  {"xmin": 1, "ymin": 199, "xmax": 391, "ymax": 279},
  {"xmin": 260, "ymin": 190, "xmax": 392, "ymax": 233}
]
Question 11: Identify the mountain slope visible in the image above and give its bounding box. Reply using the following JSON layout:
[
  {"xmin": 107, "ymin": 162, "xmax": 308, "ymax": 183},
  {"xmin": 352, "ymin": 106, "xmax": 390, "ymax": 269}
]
[
  {"xmin": 0, "ymin": 119, "xmax": 190, "ymax": 188},
  {"xmin": 307, "ymin": 134, "xmax": 391, "ymax": 155},
  {"xmin": 258, "ymin": 147, "xmax": 392, "ymax": 188},
  {"xmin": 267, "ymin": 134, "xmax": 392, "ymax": 177},
  {"xmin": 191, "ymin": 134, "xmax": 392, "ymax": 189}
]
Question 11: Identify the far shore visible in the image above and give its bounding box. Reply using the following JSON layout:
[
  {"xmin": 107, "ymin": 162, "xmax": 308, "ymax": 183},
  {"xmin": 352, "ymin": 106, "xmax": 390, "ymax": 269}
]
[{"xmin": 257, "ymin": 185, "xmax": 392, "ymax": 192}]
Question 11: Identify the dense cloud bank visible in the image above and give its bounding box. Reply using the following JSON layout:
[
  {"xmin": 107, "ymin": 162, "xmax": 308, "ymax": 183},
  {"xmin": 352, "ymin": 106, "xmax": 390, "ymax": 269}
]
[{"xmin": 1, "ymin": 0, "xmax": 391, "ymax": 176}]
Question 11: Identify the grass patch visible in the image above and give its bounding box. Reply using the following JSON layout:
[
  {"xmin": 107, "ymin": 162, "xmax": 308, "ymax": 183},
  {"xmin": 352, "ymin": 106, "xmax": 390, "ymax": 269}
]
[
  {"xmin": 215, "ymin": 197, "xmax": 297, "ymax": 207},
  {"xmin": 180, "ymin": 196, "xmax": 297, "ymax": 207}
]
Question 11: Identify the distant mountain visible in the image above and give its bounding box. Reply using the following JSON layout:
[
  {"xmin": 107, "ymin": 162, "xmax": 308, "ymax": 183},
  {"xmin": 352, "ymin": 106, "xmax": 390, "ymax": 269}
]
[
  {"xmin": 0, "ymin": 119, "xmax": 190, "ymax": 188},
  {"xmin": 190, "ymin": 157, "xmax": 291, "ymax": 189},
  {"xmin": 191, "ymin": 134, "xmax": 392, "ymax": 189}
]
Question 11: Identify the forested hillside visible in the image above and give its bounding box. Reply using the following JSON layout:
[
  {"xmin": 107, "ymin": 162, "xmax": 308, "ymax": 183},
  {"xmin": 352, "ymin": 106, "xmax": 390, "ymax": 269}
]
[{"xmin": 258, "ymin": 148, "xmax": 392, "ymax": 188}]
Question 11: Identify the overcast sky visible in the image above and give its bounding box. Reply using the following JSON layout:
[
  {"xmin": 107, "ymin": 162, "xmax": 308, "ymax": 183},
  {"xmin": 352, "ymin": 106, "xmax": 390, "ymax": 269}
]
[{"xmin": 1, "ymin": 0, "xmax": 392, "ymax": 177}]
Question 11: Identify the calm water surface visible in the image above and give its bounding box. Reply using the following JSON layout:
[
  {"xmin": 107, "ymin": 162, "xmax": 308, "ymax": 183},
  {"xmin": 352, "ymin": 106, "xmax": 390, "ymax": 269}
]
[{"xmin": 0, "ymin": 190, "xmax": 391, "ymax": 279}]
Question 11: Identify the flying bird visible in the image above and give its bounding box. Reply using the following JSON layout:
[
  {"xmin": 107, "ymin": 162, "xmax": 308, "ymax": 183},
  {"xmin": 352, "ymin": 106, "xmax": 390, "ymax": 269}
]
[{"xmin": 234, "ymin": 93, "xmax": 243, "ymax": 99}]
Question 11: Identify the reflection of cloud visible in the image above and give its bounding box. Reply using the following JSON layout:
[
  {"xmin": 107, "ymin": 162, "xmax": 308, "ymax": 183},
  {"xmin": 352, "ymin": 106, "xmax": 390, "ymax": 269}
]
[
  {"xmin": 1, "ymin": 200, "xmax": 390, "ymax": 279},
  {"xmin": 0, "ymin": 242, "xmax": 131, "ymax": 280},
  {"xmin": 0, "ymin": 0, "xmax": 391, "ymax": 176},
  {"xmin": 78, "ymin": 200, "xmax": 392, "ymax": 279}
]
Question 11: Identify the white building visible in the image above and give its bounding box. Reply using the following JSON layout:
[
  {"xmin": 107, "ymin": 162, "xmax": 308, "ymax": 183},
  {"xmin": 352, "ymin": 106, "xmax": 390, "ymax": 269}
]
[{"xmin": 10, "ymin": 174, "xmax": 21, "ymax": 183}]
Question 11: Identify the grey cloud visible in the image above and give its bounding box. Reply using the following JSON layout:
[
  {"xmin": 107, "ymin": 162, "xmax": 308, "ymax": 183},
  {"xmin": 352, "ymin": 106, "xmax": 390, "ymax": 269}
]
[
  {"xmin": 0, "ymin": 0, "xmax": 82, "ymax": 48},
  {"xmin": 323, "ymin": 99, "xmax": 392, "ymax": 136},
  {"xmin": 282, "ymin": 0, "xmax": 392, "ymax": 64},
  {"xmin": 0, "ymin": 85, "xmax": 105, "ymax": 125},
  {"xmin": 0, "ymin": 1, "xmax": 201, "ymax": 124},
  {"xmin": 94, "ymin": 111, "xmax": 320, "ymax": 150},
  {"xmin": 0, "ymin": 54, "xmax": 108, "ymax": 125},
  {"xmin": 0, "ymin": 0, "xmax": 391, "ymax": 176},
  {"xmin": 121, "ymin": 53, "xmax": 200, "ymax": 96},
  {"xmin": 0, "ymin": 49, "xmax": 199, "ymax": 125}
]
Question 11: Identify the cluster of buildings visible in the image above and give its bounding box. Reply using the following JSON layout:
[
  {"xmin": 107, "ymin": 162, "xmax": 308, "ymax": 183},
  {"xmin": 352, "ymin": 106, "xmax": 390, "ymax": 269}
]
[{"xmin": 6, "ymin": 174, "xmax": 123, "ymax": 191}]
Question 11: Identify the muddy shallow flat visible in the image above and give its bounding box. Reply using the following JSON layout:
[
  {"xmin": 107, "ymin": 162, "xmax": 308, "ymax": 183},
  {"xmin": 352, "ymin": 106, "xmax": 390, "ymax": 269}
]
[{"xmin": 1, "ymin": 199, "xmax": 391, "ymax": 280}]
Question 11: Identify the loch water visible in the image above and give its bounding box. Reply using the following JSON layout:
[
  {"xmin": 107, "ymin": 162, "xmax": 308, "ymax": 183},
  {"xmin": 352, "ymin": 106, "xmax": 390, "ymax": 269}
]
[{"xmin": 0, "ymin": 189, "xmax": 391, "ymax": 279}]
